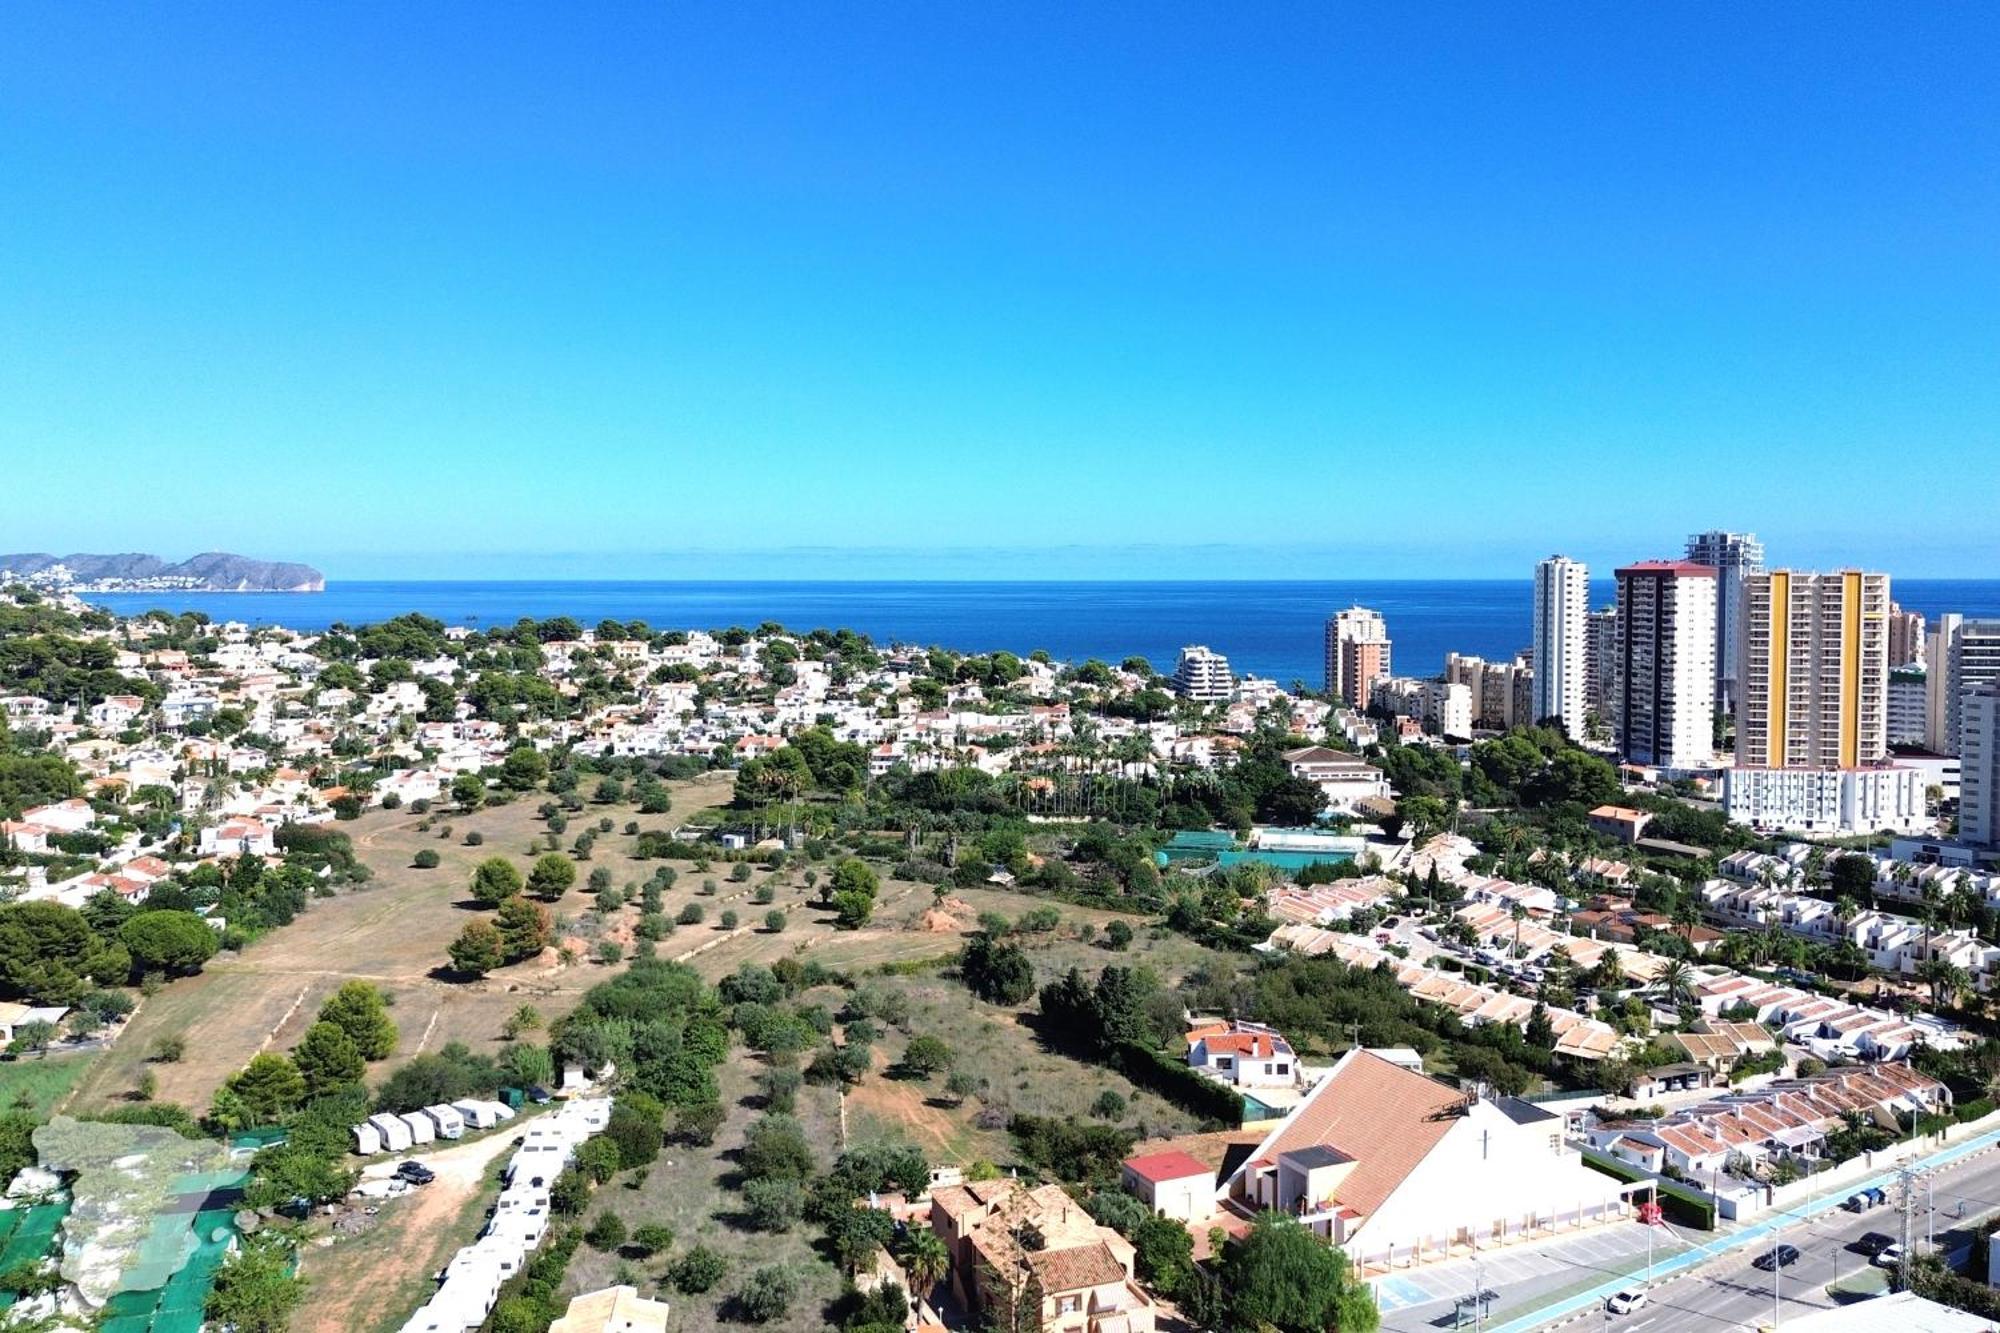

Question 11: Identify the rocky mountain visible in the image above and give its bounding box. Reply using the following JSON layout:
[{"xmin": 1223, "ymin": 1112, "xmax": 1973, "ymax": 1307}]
[{"xmin": 0, "ymin": 551, "xmax": 325, "ymax": 592}]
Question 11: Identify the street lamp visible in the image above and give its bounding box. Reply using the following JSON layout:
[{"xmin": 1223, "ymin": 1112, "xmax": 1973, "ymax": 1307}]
[{"xmin": 1771, "ymin": 1223, "xmax": 1783, "ymax": 1330}]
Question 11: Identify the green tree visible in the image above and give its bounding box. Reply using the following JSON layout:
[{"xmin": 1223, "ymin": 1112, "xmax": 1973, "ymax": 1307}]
[
  {"xmin": 833, "ymin": 890, "xmax": 874, "ymax": 928},
  {"xmin": 630, "ymin": 1223, "xmax": 675, "ymax": 1257},
  {"xmin": 317, "ymin": 981, "xmax": 398, "ymax": 1060},
  {"xmin": 499, "ymin": 747, "xmax": 549, "ymax": 791},
  {"xmin": 470, "ymin": 857, "xmax": 525, "ymax": 907},
  {"xmin": 204, "ymin": 1232, "xmax": 305, "ymax": 1333},
  {"xmin": 763, "ymin": 910, "xmax": 787, "ymax": 934},
  {"xmin": 495, "ymin": 896, "xmax": 552, "ymax": 961},
  {"xmin": 119, "ymin": 910, "xmax": 217, "ymax": 975},
  {"xmin": 212, "ymin": 1054, "xmax": 307, "ymax": 1127},
  {"xmin": 293, "ymin": 1021, "xmax": 364, "ymax": 1094},
  {"xmin": 673, "ymin": 1245, "xmax": 728, "ymax": 1294},
  {"xmin": 1226, "ymin": 1212, "xmax": 1376, "ymax": 1332},
  {"xmin": 527, "ymin": 853, "xmax": 577, "ymax": 901},
  {"xmin": 448, "ymin": 920, "xmax": 505, "ymax": 976},
  {"xmin": 900, "ymin": 1035, "xmax": 952, "ymax": 1078},
  {"xmin": 586, "ymin": 1211, "xmax": 627, "ymax": 1251}
]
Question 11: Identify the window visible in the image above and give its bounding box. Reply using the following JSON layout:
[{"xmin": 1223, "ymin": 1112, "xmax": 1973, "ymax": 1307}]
[
  {"xmin": 1056, "ymin": 1295, "xmax": 1082, "ymax": 1315},
  {"xmin": 1275, "ymin": 1062, "xmax": 1289, "ymax": 1075}
]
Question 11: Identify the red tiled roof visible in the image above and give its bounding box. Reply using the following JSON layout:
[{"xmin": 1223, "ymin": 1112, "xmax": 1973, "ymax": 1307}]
[{"xmin": 1122, "ymin": 1151, "xmax": 1212, "ymax": 1185}]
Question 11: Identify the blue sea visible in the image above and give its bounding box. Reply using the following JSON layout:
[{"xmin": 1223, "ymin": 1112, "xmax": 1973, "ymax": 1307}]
[{"xmin": 85, "ymin": 579, "xmax": 2000, "ymax": 685}]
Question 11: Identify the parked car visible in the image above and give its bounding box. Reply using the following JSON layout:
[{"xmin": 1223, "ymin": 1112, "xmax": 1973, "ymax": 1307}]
[
  {"xmin": 1605, "ymin": 1289, "xmax": 1649, "ymax": 1315},
  {"xmin": 1853, "ymin": 1232, "xmax": 1895, "ymax": 1258},
  {"xmin": 1752, "ymin": 1243, "xmax": 1801, "ymax": 1271},
  {"xmin": 396, "ymin": 1161, "xmax": 436, "ymax": 1185},
  {"xmin": 527, "ymin": 1085, "xmax": 553, "ymax": 1104},
  {"xmin": 1873, "ymin": 1244, "xmax": 1905, "ymax": 1270},
  {"xmin": 1842, "ymin": 1193, "xmax": 1869, "ymax": 1213},
  {"xmin": 1864, "ymin": 1187, "xmax": 1889, "ymax": 1208}
]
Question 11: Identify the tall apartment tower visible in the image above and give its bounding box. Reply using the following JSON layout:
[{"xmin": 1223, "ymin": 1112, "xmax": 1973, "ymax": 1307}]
[
  {"xmin": 1324, "ymin": 607, "xmax": 1391, "ymax": 709},
  {"xmin": 1171, "ymin": 645, "xmax": 1234, "ymax": 702},
  {"xmin": 1614, "ymin": 561, "xmax": 1718, "ymax": 770},
  {"xmin": 1928, "ymin": 614, "xmax": 1964, "ymax": 753},
  {"xmin": 1684, "ymin": 530, "xmax": 1765, "ymax": 713},
  {"xmin": 1885, "ymin": 603, "xmax": 1927, "ymax": 670},
  {"xmin": 1961, "ymin": 682, "xmax": 2000, "ymax": 848},
  {"xmin": 1947, "ymin": 621, "xmax": 2000, "ymax": 761},
  {"xmin": 1532, "ymin": 556, "xmax": 1590, "ymax": 740},
  {"xmin": 1585, "ymin": 606, "xmax": 1620, "ymax": 729},
  {"xmin": 1736, "ymin": 570, "xmax": 1891, "ymax": 770}
]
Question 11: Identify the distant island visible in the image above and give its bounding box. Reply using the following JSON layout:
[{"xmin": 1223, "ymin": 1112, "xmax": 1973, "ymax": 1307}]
[{"xmin": 0, "ymin": 551, "xmax": 325, "ymax": 593}]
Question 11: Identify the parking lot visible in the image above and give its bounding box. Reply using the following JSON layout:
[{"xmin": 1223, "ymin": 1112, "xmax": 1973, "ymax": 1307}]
[{"xmin": 1375, "ymin": 1220, "xmax": 1692, "ymax": 1330}]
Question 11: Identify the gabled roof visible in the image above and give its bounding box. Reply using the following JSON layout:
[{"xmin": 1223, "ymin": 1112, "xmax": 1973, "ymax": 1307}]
[{"xmin": 1230, "ymin": 1051, "xmax": 1466, "ymax": 1218}]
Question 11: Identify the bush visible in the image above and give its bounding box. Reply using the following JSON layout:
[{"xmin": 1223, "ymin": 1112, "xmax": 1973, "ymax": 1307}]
[
  {"xmin": 763, "ymin": 910, "xmax": 787, "ymax": 934},
  {"xmin": 733, "ymin": 1265, "xmax": 797, "ymax": 1323},
  {"xmin": 742, "ymin": 1177, "xmax": 806, "ymax": 1232},
  {"xmin": 630, "ymin": 1223, "xmax": 674, "ymax": 1257},
  {"xmin": 412, "ymin": 849, "xmax": 441, "ymax": 870},
  {"xmin": 673, "ymin": 1245, "xmax": 727, "ymax": 1294},
  {"xmin": 1104, "ymin": 920, "xmax": 1134, "ymax": 950},
  {"xmin": 585, "ymin": 1212, "xmax": 627, "ymax": 1251},
  {"xmin": 720, "ymin": 910, "xmax": 739, "ymax": 930},
  {"xmin": 1091, "ymin": 1089, "xmax": 1127, "ymax": 1120},
  {"xmin": 464, "ymin": 830, "xmax": 484, "ymax": 846},
  {"xmin": 677, "ymin": 903, "xmax": 705, "ymax": 926}
]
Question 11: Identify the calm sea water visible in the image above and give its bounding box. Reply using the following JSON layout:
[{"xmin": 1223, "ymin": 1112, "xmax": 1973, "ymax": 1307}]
[{"xmin": 86, "ymin": 579, "xmax": 2000, "ymax": 684}]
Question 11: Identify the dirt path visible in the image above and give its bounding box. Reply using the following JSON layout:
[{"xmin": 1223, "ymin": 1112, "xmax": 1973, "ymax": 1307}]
[{"xmin": 296, "ymin": 1122, "xmax": 527, "ymax": 1333}]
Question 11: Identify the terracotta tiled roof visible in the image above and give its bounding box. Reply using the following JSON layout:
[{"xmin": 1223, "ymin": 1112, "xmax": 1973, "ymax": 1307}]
[
  {"xmin": 1024, "ymin": 1241, "xmax": 1125, "ymax": 1293},
  {"xmin": 1241, "ymin": 1052, "xmax": 1465, "ymax": 1217}
]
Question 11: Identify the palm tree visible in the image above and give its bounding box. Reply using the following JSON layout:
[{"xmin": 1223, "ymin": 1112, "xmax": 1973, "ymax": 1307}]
[
  {"xmin": 902, "ymin": 1227, "xmax": 950, "ymax": 1298},
  {"xmin": 1920, "ymin": 957, "xmax": 1971, "ymax": 1010},
  {"xmin": 1655, "ymin": 959, "xmax": 1696, "ymax": 1008},
  {"xmin": 1509, "ymin": 901, "xmax": 1528, "ymax": 959},
  {"xmin": 1671, "ymin": 896, "xmax": 1701, "ymax": 950}
]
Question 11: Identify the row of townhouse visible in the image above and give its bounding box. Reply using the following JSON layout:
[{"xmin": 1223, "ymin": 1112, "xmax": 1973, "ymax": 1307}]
[
  {"xmin": 1585, "ymin": 1062, "xmax": 1949, "ymax": 1180},
  {"xmin": 1451, "ymin": 901, "xmax": 1677, "ymax": 983},
  {"xmin": 1699, "ymin": 879, "xmax": 2000, "ymax": 987},
  {"xmin": 1693, "ymin": 973, "xmax": 1959, "ymax": 1060},
  {"xmin": 1263, "ymin": 875, "xmax": 1402, "ymax": 926},
  {"xmin": 1262, "ymin": 926, "xmax": 1626, "ymax": 1061}
]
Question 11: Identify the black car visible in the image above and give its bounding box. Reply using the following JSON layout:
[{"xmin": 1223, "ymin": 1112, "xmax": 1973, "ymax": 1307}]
[
  {"xmin": 1854, "ymin": 1232, "xmax": 1896, "ymax": 1258},
  {"xmin": 1752, "ymin": 1244, "xmax": 1801, "ymax": 1271},
  {"xmin": 396, "ymin": 1161, "xmax": 437, "ymax": 1185}
]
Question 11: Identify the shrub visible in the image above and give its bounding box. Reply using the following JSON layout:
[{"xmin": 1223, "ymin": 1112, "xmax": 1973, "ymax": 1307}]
[
  {"xmin": 630, "ymin": 1223, "xmax": 674, "ymax": 1257},
  {"xmin": 673, "ymin": 1245, "xmax": 727, "ymax": 1294},
  {"xmin": 763, "ymin": 910, "xmax": 786, "ymax": 934},
  {"xmin": 412, "ymin": 849, "xmax": 441, "ymax": 870},
  {"xmin": 585, "ymin": 1212, "xmax": 627, "ymax": 1251},
  {"xmin": 734, "ymin": 1265, "xmax": 797, "ymax": 1323},
  {"xmin": 1091, "ymin": 1089, "xmax": 1127, "ymax": 1120},
  {"xmin": 720, "ymin": 910, "xmax": 739, "ymax": 930},
  {"xmin": 677, "ymin": 903, "xmax": 705, "ymax": 926},
  {"xmin": 464, "ymin": 830, "xmax": 484, "ymax": 846},
  {"xmin": 753, "ymin": 884, "xmax": 775, "ymax": 905},
  {"xmin": 1104, "ymin": 920, "xmax": 1134, "ymax": 950}
]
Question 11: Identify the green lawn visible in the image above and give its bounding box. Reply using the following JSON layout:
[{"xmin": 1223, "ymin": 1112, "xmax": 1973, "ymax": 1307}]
[{"xmin": 0, "ymin": 1051, "xmax": 97, "ymax": 1118}]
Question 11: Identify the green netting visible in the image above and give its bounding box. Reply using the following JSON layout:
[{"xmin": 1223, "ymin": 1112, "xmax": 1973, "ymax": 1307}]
[
  {"xmin": 0, "ymin": 1201, "xmax": 67, "ymax": 1271},
  {"xmin": 0, "ymin": 1206, "xmax": 23, "ymax": 1248},
  {"xmin": 228, "ymin": 1127, "xmax": 288, "ymax": 1151}
]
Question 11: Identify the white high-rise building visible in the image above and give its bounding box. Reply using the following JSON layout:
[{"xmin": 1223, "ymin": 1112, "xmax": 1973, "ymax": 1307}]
[
  {"xmin": 1172, "ymin": 645, "xmax": 1233, "ymax": 702},
  {"xmin": 1887, "ymin": 667, "xmax": 1929, "ymax": 748},
  {"xmin": 1948, "ymin": 621, "xmax": 2000, "ymax": 761},
  {"xmin": 1532, "ymin": 556, "xmax": 1590, "ymax": 740},
  {"xmin": 1962, "ymin": 682, "xmax": 2000, "ymax": 848},
  {"xmin": 1613, "ymin": 561, "xmax": 1718, "ymax": 771},
  {"xmin": 1324, "ymin": 607, "xmax": 1392, "ymax": 709},
  {"xmin": 1929, "ymin": 614, "xmax": 1963, "ymax": 754},
  {"xmin": 1685, "ymin": 530, "xmax": 1765, "ymax": 713}
]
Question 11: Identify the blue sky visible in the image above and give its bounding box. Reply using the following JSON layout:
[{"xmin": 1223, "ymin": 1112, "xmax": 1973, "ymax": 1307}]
[{"xmin": 3, "ymin": 5, "xmax": 1996, "ymax": 580}]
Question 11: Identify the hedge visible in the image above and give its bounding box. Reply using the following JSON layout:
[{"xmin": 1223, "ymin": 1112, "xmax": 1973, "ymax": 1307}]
[
  {"xmin": 1956, "ymin": 1096, "xmax": 1995, "ymax": 1124},
  {"xmin": 1580, "ymin": 1149, "xmax": 1717, "ymax": 1230},
  {"xmin": 1106, "ymin": 1042, "xmax": 1245, "ymax": 1128}
]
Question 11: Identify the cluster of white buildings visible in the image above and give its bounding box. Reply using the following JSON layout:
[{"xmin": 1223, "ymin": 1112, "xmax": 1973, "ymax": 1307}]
[{"xmin": 398, "ymin": 1097, "xmax": 613, "ymax": 1333}]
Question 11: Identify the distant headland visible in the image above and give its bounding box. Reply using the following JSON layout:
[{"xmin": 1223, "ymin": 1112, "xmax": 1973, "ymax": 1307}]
[{"xmin": 0, "ymin": 551, "xmax": 324, "ymax": 593}]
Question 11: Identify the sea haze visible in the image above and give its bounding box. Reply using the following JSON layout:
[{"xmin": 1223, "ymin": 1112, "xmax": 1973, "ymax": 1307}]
[{"xmin": 85, "ymin": 579, "xmax": 2000, "ymax": 685}]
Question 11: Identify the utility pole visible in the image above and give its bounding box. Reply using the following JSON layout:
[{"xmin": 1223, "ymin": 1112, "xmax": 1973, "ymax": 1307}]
[
  {"xmin": 1770, "ymin": 1224, "xmax": 1782, "ymax": 1330},
  {"xmin": 1897, "ymin": 1164, "xmax": 1919, "ymax": 1290}
]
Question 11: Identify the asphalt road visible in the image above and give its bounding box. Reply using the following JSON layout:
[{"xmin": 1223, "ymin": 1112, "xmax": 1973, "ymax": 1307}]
[{"xmin": 1600, "ymin": 1143, "xmax": 2000, "ymax": 1333}]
